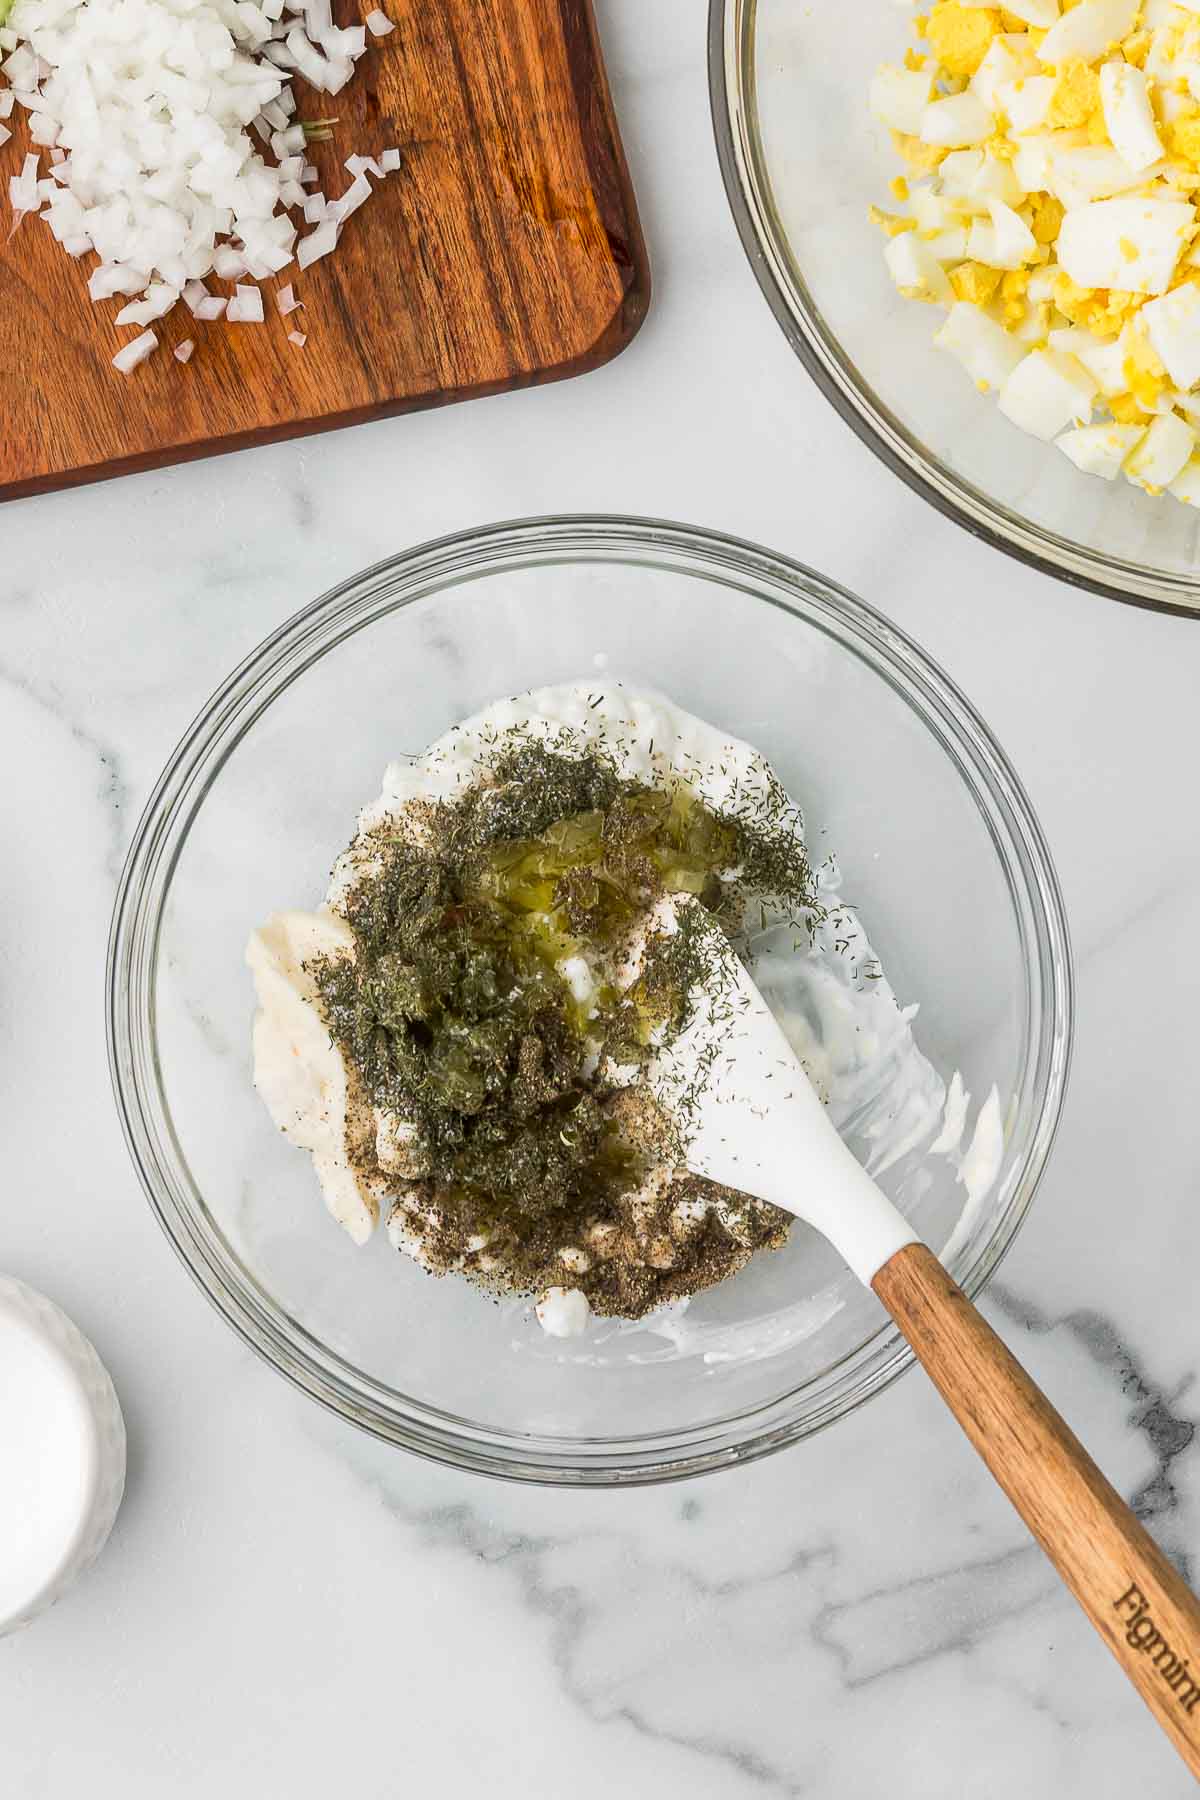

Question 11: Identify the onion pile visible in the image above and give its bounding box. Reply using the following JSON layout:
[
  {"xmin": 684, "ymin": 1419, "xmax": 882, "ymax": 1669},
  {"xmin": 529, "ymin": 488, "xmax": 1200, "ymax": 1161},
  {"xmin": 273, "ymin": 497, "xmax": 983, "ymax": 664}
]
[{"xmin": 0, "ymin": 0, "xmax": 395, "ymax": 371}]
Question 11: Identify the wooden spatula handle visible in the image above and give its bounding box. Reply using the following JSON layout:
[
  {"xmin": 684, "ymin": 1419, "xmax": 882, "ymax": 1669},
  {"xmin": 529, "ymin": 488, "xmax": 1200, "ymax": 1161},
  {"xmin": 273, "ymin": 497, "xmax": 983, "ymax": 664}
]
[{"xmin": 873, "ymin": 1243, "xmax": 1200, "ymax": 1776}]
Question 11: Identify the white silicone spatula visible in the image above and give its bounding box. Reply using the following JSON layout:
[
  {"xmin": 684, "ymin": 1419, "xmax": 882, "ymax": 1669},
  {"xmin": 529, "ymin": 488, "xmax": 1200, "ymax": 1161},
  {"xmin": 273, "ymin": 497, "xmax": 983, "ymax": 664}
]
[{"xmin": 653, "ymin": 922, "xmax": 1200, "ymax": 1777}]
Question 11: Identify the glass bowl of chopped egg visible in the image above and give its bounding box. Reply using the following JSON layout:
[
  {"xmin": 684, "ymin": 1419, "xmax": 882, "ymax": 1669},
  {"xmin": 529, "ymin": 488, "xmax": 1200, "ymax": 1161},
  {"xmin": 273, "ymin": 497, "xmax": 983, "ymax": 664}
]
[
  {"xmin": 108, "ymin": 518, "xmax": 1072, "ymax": 1484},
  {"xmin": 712, "ymin": 0, "xmax": 1200, "ymax": 615}
]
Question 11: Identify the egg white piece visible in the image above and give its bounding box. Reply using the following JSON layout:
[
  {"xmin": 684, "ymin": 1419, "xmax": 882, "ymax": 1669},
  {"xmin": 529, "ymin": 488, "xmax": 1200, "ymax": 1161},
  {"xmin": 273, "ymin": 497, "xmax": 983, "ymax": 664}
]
[
  {"xmin": 998, "ymin": 348, "xmax": 1097, "ymax": 438},
  {"xmin": 1037, "ymin": 0, "xmax": 1140, "ymax": 69},
  {"xmin": 1168, "ymin": 454, "xmax": 1200, "ymax": 503},
  {"xmin": 1056, "ymin": 196, "xmax": 1195, "ymax": 295},
  {"xmin": 1099, "ymin": 62, "xmax": 1163, "ymax": 172},
  {"xmin": 969, "ymin": 153, "xmax": 1025, "ymax": 208},
  {"xmin": 1140, "ymin": 283, "xmax": 1200, "ymax": 389},
  {"xmin": 1047, "ymin": 326, "xmax": 1128, "ymax": 394},
  {"xmin": 921, "ymin": 90, "xmax": 994, "ymax": 148},
  {"xmin": 870, "ymin": 63, "xmax": 934, "ymax": 135},
  {"xmin": 960, "ymin": 0, "xmax": 1058, "ymax": 24},
  {"xmin": 1124, "ymin": 410, "xmax": 1197, "ymax": 488},
  {"xmin": 971, "ymin": 35, "xmax": 1039, "ymax": 110},
  {"xmin": 1026, "ymin": 265, "xmax": 1060, "ymax": 303},
  {"xmin": 1056, "ymin": 421, "xmax": 1146, "ymax": 477},
  {"xmin": 1012, "ymin": 130, "xmax": 1080, "ymax": 196},
  {"xmin": 935, "ymin": 301, "xmax": 1028, "ymax": 388},
  {"xmin": 1048, "ymin": 146, "xmax": 1165, "ymax": 210},
  {"xmin": 884, "ymin": 230, "xmax": 954, "ymax": 303},
  {"xmin": 910, "ymin": 189, "xmax": 970, "ymax": 233},
  {"xmin": 988, "ymin": 197, "xmax": 1038, "ymax": 267},
  {"xmin": 937, "ymin": 148, "xmax": 986, "ymax": 196},
  {"xmin": 996, "ymin": 74, "xmax": 1054, "ymax": 134},
  {"xmin": 925, "ymin": 226, "xmax": 971, "ymax": 262}
]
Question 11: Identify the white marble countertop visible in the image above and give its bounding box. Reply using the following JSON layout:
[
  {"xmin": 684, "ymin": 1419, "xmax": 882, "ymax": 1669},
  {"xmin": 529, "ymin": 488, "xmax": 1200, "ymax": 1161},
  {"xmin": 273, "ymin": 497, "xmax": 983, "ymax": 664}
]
[{"xmin": 4, "ymin": 3, "xmax": 1200, "ymax": 1793}]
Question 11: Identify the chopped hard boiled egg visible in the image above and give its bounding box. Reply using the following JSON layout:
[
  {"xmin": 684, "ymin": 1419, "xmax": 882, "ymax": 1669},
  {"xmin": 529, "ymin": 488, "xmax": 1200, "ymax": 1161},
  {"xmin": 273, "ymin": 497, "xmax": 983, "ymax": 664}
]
[
  {"xmin": 997, "ymin": 75, "xmax": 1055, "ymax": 132},
  {"xmin": 1047, "ymin": 146, "xmax": 1165, "ymax": 209},
  {"xmin": 871, "ymin": 0, "xmax": 1200, "ymax": 508},
  {"xmin": 998, "ymin": 348, "xmax": 1097, "ymax": 438},
  {"xmin": 1140, "ymin": 282, "xmax": 1200, "ymax": 387},
  {"xmin": 885, "ymin": 231, "xmax": 955, "ymax": 302},
  {"xmin": 1056, "ymin": 421, "xmax": 1146, "ymax": 476},
  {"xmin": 1037, "ymin": 0, "xmax": 1140, "ymax": 70},
  {"xmin": 971, "ymin": 36, "xmax": 1039, "ymax": 111},
  {"xmin": 921, "ymin": 90, "xmax": 996, "ymax": 146},
  {"xmin": 935, "ymin": 300, "xmax": 1028, "ymax": 385},
  {"xmin": 1124, "ymin": 410, "xmax": 1197, "ymax": 487},
  {"xmin": 1048, "ymin": 325, "xmax": 1129, "ymax": 391},
  {"xmin": 1168, "ymin": 454, "xmax": 1200, "ymax": 504},
  {"xmin": 926, "ymin": 3, "xmax": 1003, "ymax": 79},
  {"xmin": 1098, "ymin": 63, "xmax": 1163, "ymax": 172},
  {"xmin": 962, "ymin": 0, "xmax": 1058, "ymax": 27},
  {"xmin": 871, "ymin": 65, "xmax": 936, "ymax": 135},
  {"xmin": 1056, "ymin": 198, "xmax": 1195, "ymax": 295}
]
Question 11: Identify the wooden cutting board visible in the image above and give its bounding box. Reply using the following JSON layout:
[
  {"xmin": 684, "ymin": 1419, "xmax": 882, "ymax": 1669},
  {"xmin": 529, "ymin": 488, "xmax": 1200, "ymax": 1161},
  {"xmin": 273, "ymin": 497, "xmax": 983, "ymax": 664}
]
[{"xmin": 0, "ymin": 0, "xmax": 648, "ymax": 502}]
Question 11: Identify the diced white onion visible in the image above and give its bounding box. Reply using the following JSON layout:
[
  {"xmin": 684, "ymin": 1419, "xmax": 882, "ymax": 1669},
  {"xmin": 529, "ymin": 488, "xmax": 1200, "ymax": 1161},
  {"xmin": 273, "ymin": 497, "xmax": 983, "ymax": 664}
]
[
  {"xmin": 297, "ymin": 218, "xmax": 339, "ymax": 267},
  {"xmin": 227, "ymin": 283, "xmax": 265, "ymax": 321},
  {"xmin": 112, "ymin": 330, "xmax": 158, "ymax": 374},
  {"xmin": 0, "ymin": 0, "xmax": 387, "ymax": 368}
]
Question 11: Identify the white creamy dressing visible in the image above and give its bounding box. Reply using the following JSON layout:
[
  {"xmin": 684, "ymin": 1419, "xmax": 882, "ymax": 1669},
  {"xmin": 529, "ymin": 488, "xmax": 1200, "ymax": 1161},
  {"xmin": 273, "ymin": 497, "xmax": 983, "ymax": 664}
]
[{"xmin": 247, "ymin": 682, "xmax": 1006, "ymax": 1343}]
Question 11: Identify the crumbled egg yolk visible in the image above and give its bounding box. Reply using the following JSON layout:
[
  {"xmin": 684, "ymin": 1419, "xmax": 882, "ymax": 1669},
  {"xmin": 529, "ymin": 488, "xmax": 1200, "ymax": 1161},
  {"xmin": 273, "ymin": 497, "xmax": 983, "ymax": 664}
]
[
  {"xmin": 1026, "ymin": 192, "xmax": 1065, "ymax": 244},
  {"xmin": 890, "ymin": 130, "xmax": 949, "ymax": 173},
  {"xmin": 1000, "ymin": 268, "xmax": 1032, "ymax": 323},
  {"xmin": 951, "ymin": 261, "xmax": 1003, "ymax": 304},
  {"xmin": 1122, "ymin": 31, "xmax": 1151, "ymax": 69},
  {"xmin": 1168, "ymin": 113, "xmax": 1200, "ymax": 164},
  {"xmin": 870, "ymin": 0, "xmax": 1200, "ymax": 505},
  {"xmin": 1047, "ymin": 60, "xmax": 1101, "ymax": 131},
  {"xmin": 1109, "ymin": 392, "xmax": 1152, "ymax": 423},
  {"xmin": 1052, "ymin": 275, "xmax": 1142, "ymax": 336},
  {"xmin": 925, "ymin": 2, "xmax": 1001, "ymax": 79},
  {"xmin": 870, "ymin": 205, "xmax": 918, "ymax": 238}
]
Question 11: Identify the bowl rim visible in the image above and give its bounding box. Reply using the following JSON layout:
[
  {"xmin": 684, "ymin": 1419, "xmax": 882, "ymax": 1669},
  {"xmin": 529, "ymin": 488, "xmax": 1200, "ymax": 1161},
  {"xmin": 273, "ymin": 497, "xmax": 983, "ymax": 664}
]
[
  {"xmin": 106, "ymin": 513, "xmax": 1074, "ymax": 1486},
  {"xmin": 707, "ymin": 0, "xmax": 1200, "ymax": 621}
]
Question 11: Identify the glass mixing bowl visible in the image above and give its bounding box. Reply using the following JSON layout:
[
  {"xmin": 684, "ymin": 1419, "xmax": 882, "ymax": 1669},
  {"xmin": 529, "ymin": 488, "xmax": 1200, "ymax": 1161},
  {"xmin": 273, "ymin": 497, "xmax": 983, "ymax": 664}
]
[
  {"xmin": 107, "ymin": 517, "xmax": 1072, "ymax": 1484},
  {"xmin": 711, "ymin": 0, "xmax": 1200, "ymax": 617}
]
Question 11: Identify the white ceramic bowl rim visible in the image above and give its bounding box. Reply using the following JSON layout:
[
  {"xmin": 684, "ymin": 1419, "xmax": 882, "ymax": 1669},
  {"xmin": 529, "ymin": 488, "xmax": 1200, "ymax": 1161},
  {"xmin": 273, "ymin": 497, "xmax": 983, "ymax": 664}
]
[{"xmin": 107, "ymin": 515, "xmax": 1073, "ymax": 1485}]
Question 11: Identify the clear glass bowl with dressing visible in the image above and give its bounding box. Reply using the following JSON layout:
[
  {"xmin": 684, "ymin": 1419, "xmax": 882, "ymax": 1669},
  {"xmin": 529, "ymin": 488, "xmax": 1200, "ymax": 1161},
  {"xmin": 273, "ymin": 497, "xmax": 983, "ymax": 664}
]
[
  {"xmin": 107, "ymin": 517, "xmax": 1072, "ymax": 1484},
  {"xmin": 710, "ymin": 0, "xmax": 1200, "ymax": 617}
]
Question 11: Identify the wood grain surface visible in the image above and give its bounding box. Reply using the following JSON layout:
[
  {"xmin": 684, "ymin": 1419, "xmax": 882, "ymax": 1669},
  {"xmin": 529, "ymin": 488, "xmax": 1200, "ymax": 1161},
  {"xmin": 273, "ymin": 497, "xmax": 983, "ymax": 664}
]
[
  {"xmin": 873, "ymin": 1242, "xmax": 1200, "ymax": 1778},
  {"xmin": 0, "ymin": 0, "xmax": 649, "ymax": 501}
]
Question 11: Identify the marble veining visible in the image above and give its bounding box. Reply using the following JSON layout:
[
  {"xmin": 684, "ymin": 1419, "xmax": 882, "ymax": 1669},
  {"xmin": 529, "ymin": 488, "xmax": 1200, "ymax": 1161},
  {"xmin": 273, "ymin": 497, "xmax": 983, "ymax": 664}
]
[
  {"xmin": 2, "ymin": 2, "xmax": 1200, "ymax": 1794},
  {"xmin": 991, "ymin": 1283, "xmax": 1199, "ymax": 1578}
]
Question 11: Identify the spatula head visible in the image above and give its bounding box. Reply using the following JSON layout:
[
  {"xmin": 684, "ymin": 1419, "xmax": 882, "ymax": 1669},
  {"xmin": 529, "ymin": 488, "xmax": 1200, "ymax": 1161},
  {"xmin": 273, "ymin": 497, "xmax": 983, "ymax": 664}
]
[{"xmin": 648, "ymin": 905, "xmax": 918, "ymax": 1285}]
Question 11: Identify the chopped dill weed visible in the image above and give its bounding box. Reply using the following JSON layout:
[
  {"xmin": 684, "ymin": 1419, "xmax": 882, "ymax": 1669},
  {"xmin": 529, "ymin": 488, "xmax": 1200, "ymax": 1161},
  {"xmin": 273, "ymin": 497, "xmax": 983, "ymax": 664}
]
[{"xmin": 309, "ymin": 732, "xmax": 817, "ymax": 1319}]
